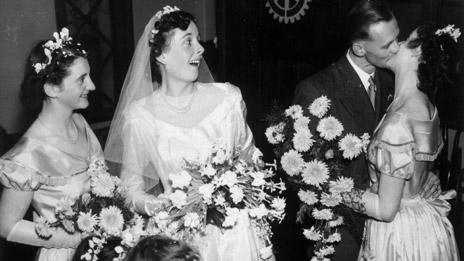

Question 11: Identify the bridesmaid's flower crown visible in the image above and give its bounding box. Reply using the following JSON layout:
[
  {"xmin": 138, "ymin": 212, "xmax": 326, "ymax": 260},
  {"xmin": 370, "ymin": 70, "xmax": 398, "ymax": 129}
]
[
  {"xmin": 149, "ymin": 5, "xmax": 181, "ymax": 43},
  {"xmin": 33, "ymin": 27, "xmax": 86, "ymax": 74},
  {"xmin": 435, "ymin": 24, "xmax": 461, "ymax": 43}
]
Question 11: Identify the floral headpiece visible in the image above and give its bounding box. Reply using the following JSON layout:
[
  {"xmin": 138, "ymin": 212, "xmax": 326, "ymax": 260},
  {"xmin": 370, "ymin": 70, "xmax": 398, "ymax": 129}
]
[
  {"xmin": 149, "ymin": 5, "xmax": 181, "ymax": 43},
  {"xmin": 435, "ymin": 24, "xmax": 461, "ymax": 43},
  {"xmin": 33, "ymin": 27, "xmax": 86, "ymax": 74}
]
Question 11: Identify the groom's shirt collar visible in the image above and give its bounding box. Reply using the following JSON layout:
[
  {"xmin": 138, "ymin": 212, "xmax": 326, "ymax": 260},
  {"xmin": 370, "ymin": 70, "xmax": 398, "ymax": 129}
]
[{"xmin": 346, "ymin": 50, "xmax": 375, "ymax": 92}]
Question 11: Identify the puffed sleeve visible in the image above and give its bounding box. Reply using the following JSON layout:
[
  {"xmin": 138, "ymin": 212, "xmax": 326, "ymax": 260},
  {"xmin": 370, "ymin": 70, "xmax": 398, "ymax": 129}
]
[
  {"xmin": 0, "ymin": 159, "xmax": 44, "ymax": 191},
  {"xmin": 226, "ymin": 83, "xmax": 256, "ymax": 161},
  {"xmin": 368, "ymin": 116, "xmax": 415, "ymax": 180}
]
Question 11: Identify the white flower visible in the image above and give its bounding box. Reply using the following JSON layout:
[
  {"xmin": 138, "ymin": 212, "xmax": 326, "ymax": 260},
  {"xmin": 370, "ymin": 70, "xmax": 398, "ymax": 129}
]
[
  {"xmin": 309, "ymin": 95, "xmax": 331, "ymax": 118},
  {"xmin": 317, "ymin": 116, "xmax": 344, "ymax": 141},
  {"xmin": 230, "ymin": 186, "xmax": 244, "ymax": 204},
  {"xmin": 265, "ymin": 123, "xmax": 285, "ymax": 144},
  {"xmin": 35, "ymin": 217, "xmax": 52, "ymax": 239},
  {"xmin": 280, "ymin": 150, "xmax": 304, "ymax": 176},
  {"xmin": 260, "ymin": 246, "xmax": 273, "ymax": 260},
  {"xmin": 223, "ymin": 208, "xmax": 240, "ymax": 227},
  {"xmin": 55, "ymin": 195, "xmax": 75, "ymax": 216},
  {"xmin": 249, "ymin": 204, "xmax": 268, "ymax": 219},
  {"xmin": 298, "ymin": 190, "xmax": 318, "ymax": 206},
  {"xmin": 271, "ymin": 197, "xmax": 286, "ymax": 212},
  {"xmin": 361, "ymin": 133, "xmax": 371, "ymax": 152},
  {"xmin": 199, "ymin": 183, "xmax": 215, "ymax": 204},
  {"xmin": 91, "ymin": 173, "xmax": 115, "ymax": 197},
  {"xmin": 339, "ymin": 134, "xmax": 363, "ymax": 160},
  {"xmin": 168, "ymin": 190, "xmax": 187, "ymax": 209},
  {"xmin": 44, "ymin": 48, "xmax": 52, "ymax": 65},
  {"xmin": 320, "ymin": 193, "xmax": 342, "ymax": 207},
  {"xmin": 154, "ymin": 211, "xmax": 170, "ymax": 228},
  {"xmin": 184, "ymin": 212, "xmax": 201, "ymax": 229},
  {"xmin": 301, "ymin": 160, "xmax": 329, "ymax": 187},
  {"xmin": 121, "ymin": 229, "xmax": 137, "ymax": 247},
  {"xmin": 77, "ymin": 212, "xmax": 98, "ymax": 233},
  {"xmin": 329, "ymin": 176, "xmax": 354, "ymax": 194},
  {"xmin": 328, "ymin": 216, "xmax": 344, "ymax": 227},
  {"xmin": 201, "ymin": 164, "xmax": 216, "ymax": 177},
  {"xmin": 293, "ymin": 129, "xmax": 315, "ymax": 152},
  {"xmin": 214, "ymin": 194, "xmax": 226, "ymax": 206},
  {"xmin": 303, "ymin": 226, "xmax": 322, "ymax": 241},
  {"xmin": 169, "ymin": 170, "xmax": 192, "ymax": 189},
  {"xmin": 33, "ymin": 63, "xmax": 46, "ymax": 73},
  {"xmin": 285, "ymin": 105, "xmax": 303, "ymax": 119},
  {"xmin": 99, "ymin": 206, "xmax": 124, "ymax": 236},
  {"xmin": 220, "ymin": 171, "xmax": 238, "ymax": 187},
  {"xmin": 435, "ymin": 24, "xmax": 461, "ymax": 42},
  {"xmin": 323, "ymin": 232, "xmax": 341, "ymax": 243},
  {"xmin": 293, "ymin": 116, "xmax": 310, "ymax": 132},
  {"xmin": 316, "ymin": 245, "xmax": 335, "ymax": 257},
  {"xmin": 212, "ymin": 149, "xmax": 228, "ymax": 164},
  {"xmin": 250, "ymin": 171, "xmax": 266, "ymax": 187},
  {"xmin": 312, "ymin": 208, "xmax": 333, "ymax": 220}
]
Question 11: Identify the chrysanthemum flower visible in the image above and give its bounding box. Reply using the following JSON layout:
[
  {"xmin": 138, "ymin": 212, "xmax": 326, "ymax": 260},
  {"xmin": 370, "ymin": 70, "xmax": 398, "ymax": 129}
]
[
  {"xmin": 99, "ymin": 206, "xmax": 124, "ymax": 236},
  {"xmin": 199, "ymin": 183, "xmax": 215, "ymax": 203},
  {"xmin": 293, "ymin": 129, "xmax": 315, "ymax": 152},
  {"xmin": 222, "ymin": 207, "xmax": 240, "ymax": 227},
  {"xmin": 265, "ymin": 123, "xmax": 285, "ymax": 144},
  {"xmin": 323, "ymin": 232, "xmax": 341, "ymax": 243},
  {"xmin": 312, "ymin": 208, "xmax": 333, "ymax": 220},
  {"xmin": 169, "ymin": 170, "xmax": 192, "ymax": 189},
  {"xmin": 328, "ymin": 216, "xmax": 344, "ymax": 227},
  {"xmin": 230, "ymin": 185, "xmax": 245, "ymax": 204},
  {"xmin": 317, "ymin": 116, "xmax": 344, "ymax": 141},
  {"xmin": 320, "ymin": 192, "xmax": 342, "ymax": 207},
  {"xmin": 303, "ymin": 226, "xmax": 322, "ymax": 241},
  {"xmin": 293, "ymin": 116, "xmax": 310, "ymax": 132},
  {"xmin": 309, "ymin": 95, "xmax": 331, "ymax": 118},
  {"xmin": 201, "ymin": 163, "xmax": 216, "ymax": 177},
  {"xmin": 77, "ymin": 211, "xmax": 98, "ymax": 233},
  {"xmin": 339, "ymin": 133, "xmax": 363, "ymax": 160},
  {"xmin": 249, "ymin": 204, "xmax": 268, "ymax": 219},
  {"xmin": 285, "ymin": 105, "xmax": 303, "ymax": 119},
  {"xmin": 298, "ymin": 190, "xmax": 318, "ymax": 206},
  {"xmin": 301, "ymin": 160, "xmax": 329, "ymax": 187},
  {"xmin": 329, "ymin": 176, "xmax": 354, "ymax": 194},
  {"xmin": 221, "ymin": 170, "xmax": 238, "ymax": 187},
  {"xmin": 184, "ymin": 212, "xmax": 201, "ymax": 229},
  {"xmin": 280, "ymin": 150, "xmax": 304, "ymax": 176},
  {"xmin": 271, "ymin": 197, "xmax": 286, "ymax": 212},
  {"xmin": 91, "ymin": 173, "xmax": 115, "ymax": 197},
  {"xmin": 168, "ymin": 190, "xmax": 188, "ymax": 209}
]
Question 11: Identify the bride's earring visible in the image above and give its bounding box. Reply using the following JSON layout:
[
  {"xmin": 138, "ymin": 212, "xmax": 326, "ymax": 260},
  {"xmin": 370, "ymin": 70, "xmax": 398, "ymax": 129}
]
[{"xmin": 156, "ymin": 54, "xmax": 167, "ymax": 65}]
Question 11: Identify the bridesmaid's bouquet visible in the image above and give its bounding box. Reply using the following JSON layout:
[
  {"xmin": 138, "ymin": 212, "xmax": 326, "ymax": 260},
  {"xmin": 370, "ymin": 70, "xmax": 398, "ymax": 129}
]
[
  {"xmin": 34, "ymin": 157, "xmax": 145, "ymax": 260},
  {"xmin": 146, "ymin": 144, "xmax": 286, "ymax": 260},
  {"xmin": 265, "ymin": 96, "xmax": 370, "ymax": 261}
]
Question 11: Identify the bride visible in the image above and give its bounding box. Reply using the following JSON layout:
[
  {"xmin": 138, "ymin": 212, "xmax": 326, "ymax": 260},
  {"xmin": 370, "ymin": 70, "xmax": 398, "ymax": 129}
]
[{"xmin": 105, "ymin": 6, "xmax": 267, "ymax": 261}]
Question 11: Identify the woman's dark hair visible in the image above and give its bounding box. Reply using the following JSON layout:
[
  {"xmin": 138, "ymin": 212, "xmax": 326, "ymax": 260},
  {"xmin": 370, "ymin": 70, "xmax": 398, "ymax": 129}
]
[
  {"xmin": 72, "ymin": 236, "xmax": 122, "ymax": 261},
  {"xmin": 20, "ymin": 38, "xmax": 87, "ymax": 111},
  {"xmin": 407, "ymin": 24, "xmax": 458, "ymax": 105},
  {"xmin": 125, "ymin": 235, "xmax": 200, "ymax": 261},
  {"xmin": 149, "ymin": 10, "xmax": 196, "ymax": 84},
  {"xmin": 345, "ymin": 0, "xmax": 395, "ymax": 43}
]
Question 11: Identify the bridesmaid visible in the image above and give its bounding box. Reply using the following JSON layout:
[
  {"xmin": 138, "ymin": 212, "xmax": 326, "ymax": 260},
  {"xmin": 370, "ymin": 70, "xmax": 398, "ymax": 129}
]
[{"xmin": 0, "ymin": 28, "xmax": 102, "ymax": 261}]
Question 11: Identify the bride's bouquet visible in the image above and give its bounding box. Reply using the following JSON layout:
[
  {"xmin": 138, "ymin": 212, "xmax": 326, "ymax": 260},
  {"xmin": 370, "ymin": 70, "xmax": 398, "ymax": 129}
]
[
  {"xmin": 146, "ymin": 144, "xmax": 286, "ymax": 260},
  {"xmin": 265, "ymin": 96, "xmax": 369, "ymax": 261},
  {"xmin": 34, "ymin": 157, "xmax": 145, "ymax": 260}
]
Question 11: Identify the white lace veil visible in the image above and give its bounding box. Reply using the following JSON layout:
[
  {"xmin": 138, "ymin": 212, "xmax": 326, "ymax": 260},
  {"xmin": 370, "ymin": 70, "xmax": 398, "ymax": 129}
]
[{"xmin": 104, "ymin": 13, "xmax": 214, "ymax": 167}]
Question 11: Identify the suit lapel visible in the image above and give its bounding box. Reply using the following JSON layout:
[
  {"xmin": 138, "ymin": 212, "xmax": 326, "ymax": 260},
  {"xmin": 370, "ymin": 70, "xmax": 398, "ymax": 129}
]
[{"xmin": 335, "ymin": 57, "xmax": 376, "ymax": 134}]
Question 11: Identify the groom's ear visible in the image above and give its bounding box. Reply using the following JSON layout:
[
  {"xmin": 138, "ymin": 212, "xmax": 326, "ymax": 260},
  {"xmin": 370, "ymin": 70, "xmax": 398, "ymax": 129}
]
[
  {"xmin": 156, "ymin": 53, "xmax": 167, "ymax": 65},
  {"xmin": 351, "ymin": 41, "xmax": 366, "ymax": 57}
]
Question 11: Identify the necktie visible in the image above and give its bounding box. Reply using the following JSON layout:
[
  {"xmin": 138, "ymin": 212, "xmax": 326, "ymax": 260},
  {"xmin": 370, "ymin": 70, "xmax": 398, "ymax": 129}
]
[{"xmin": 368, "ymin": 76, "xmax": 376, "ymax": 109}]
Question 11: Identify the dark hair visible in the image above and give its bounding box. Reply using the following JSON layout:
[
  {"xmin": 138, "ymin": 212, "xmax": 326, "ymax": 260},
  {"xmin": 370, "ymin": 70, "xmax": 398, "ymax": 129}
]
[
  {"xmin": 407, "ymin": 24, "xmax": 458, "ymax": 105},
  {"xmin": 72, "ymin": 236, "xmax": 122, "ymax": 261},
  {"xmin": 149, "ymin": 10, "xmax": 196, "ymax": 84},
  {"xmin": 345, "ymin": 0, "xmax": 395, "ymax": 43},
  {"xmin": 125, "ymin": 235, "xmax": 200, "ymax": 261},
  {"xmin": 20, "ymin": 38, "xmax": 87, "ymax": 110}
]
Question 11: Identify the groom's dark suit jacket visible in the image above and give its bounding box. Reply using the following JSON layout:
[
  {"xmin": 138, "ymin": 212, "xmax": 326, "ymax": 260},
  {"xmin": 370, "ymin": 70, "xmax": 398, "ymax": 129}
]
[{"xmin": 292, "ymin": 55, "xmax": 394, "ymax": 260}]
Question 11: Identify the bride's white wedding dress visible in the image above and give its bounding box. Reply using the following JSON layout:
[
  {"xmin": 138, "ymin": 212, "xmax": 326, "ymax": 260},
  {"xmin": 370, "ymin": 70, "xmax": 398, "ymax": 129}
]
[{"xmin": 119, "ymin": 82, "xmax": 268, "ymax": 261}]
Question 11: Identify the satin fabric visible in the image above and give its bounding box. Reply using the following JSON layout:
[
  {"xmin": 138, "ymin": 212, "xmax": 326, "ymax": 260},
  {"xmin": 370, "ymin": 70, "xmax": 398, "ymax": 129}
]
[
  {"xmin": 0, "ymin": 114, "xmax": 104, "ymax": 261},
  {"xmin": 361, "ymin": 110, "xmax": 459, "ymax": 260},
  {"xmin": 119, "ymin": 82, "xmax": 267, "ymax": 261}
]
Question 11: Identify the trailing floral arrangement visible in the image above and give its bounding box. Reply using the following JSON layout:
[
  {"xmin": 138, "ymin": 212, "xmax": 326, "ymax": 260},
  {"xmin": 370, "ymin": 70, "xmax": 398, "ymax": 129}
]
[
  {"xmin": 146, "ymin": 145, "xmax": 286, "ymax": 260},
  {"xmin": 34, "ymin": 157, "xmax": 145, "ymax": 261},
  {"xmin": 265, "ymin": 96, "xmax": 370, "ymax": 261}
]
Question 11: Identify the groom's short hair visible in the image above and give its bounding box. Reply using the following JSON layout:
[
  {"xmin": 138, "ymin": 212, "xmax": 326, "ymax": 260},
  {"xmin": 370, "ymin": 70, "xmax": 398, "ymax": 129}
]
[{"xmin": 345, "ymin": 0, "xmax": 395, "ymax": 43}]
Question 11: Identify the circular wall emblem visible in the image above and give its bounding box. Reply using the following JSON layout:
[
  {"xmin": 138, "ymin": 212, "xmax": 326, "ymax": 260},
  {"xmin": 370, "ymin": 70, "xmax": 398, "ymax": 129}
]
[{"xmin": 265, "ymin": 0, "xmax": 311, "ymax": 24}]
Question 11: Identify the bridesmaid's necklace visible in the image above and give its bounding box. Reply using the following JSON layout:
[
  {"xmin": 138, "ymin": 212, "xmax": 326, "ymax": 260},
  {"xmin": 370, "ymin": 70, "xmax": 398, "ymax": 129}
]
[
  {"xmin": 37, "ymin": 114, "xmax": 79, "ymax": 144},
  {"xmin": 161, "ymin": 84, "xmax": 197, "ymax": 114}
]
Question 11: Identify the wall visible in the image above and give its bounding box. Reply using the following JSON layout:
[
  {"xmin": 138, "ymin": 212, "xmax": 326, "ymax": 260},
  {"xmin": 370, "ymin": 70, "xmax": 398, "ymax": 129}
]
[
  {"xmin": 132, "ymin": 0, "xmax": 216, "ymax": 43},
  {"xmin": 0, "ymin": 0, "xmax": 56, "ymax": 134}
]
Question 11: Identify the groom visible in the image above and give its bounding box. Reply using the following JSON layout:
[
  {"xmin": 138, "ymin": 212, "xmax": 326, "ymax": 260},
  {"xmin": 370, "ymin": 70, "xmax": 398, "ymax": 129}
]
[{"xmin": 293, "ymin": 0, "xmax": 439, "ymax": 260}]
